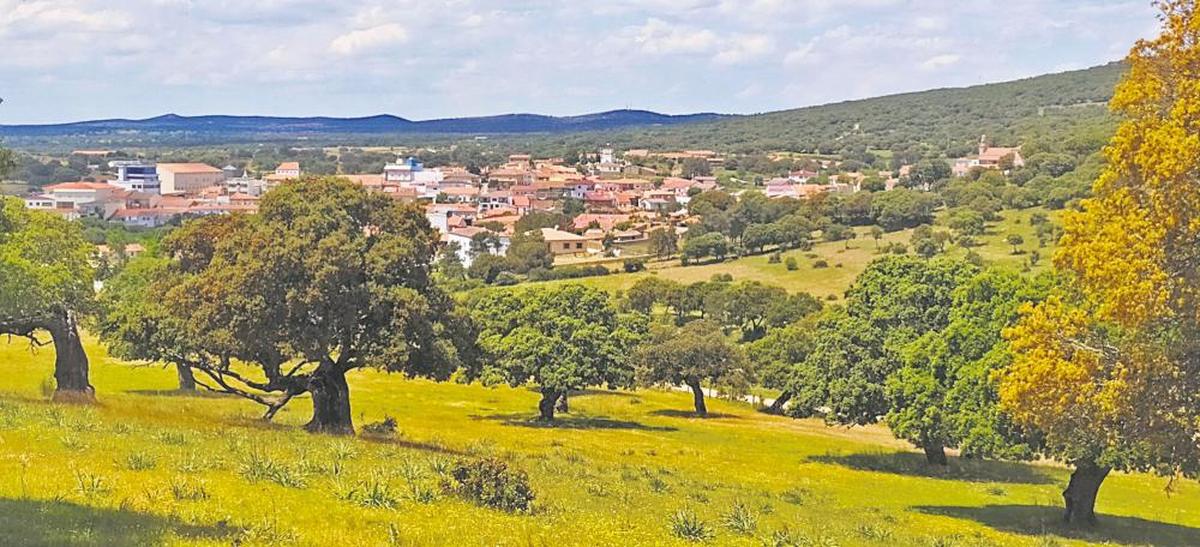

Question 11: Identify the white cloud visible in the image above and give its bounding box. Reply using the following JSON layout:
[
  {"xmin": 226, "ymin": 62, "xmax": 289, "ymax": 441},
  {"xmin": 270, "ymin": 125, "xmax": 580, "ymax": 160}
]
[
  {"xmin": 330, "ymin": 23, "xmax": 409, "ymax": 56},
  {"xmin": 920, "ymin": 53, "xmax": 961, "ymax": 71},
  {"xmin": 0, "ymin": 0, "xmax": 1163, "ymax": 123}
]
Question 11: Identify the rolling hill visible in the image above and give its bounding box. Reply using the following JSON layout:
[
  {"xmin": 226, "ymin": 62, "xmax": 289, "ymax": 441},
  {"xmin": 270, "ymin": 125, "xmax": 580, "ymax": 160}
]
[
  {"xmin": 0, "ymin": 62, "xmax": 1124, "ymax": 153},
  {"xmin": 0, "ymin": 110, "xmax": 727, "ymax": 143}
]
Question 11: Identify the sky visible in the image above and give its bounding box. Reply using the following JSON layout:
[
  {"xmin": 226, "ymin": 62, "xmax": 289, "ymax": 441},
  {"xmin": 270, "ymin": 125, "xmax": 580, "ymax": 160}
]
[{"xmin": 0, "ymin": 0, "xmax": 1163, "ymax": 124}]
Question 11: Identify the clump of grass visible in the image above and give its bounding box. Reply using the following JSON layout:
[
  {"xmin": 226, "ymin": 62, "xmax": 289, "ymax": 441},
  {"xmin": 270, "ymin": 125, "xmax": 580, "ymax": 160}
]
[
  {"xmin": 428, "ymin": 456, "xmax": 452, "ymax": 477},
  {"xmin": 123, "ymin": 451, "xmax": 157, "ymax": 471},
  {"xmin": 721, "ymin": 501, "xmax": 757, "ymax": 536},
  {"xmin": 169, "ymin": 477, "xmax": 210, "ymax": 501},
  {"xmin": 856, "ymin": 522, "xmax": 893, "ymax": 541},
  {"xmin": 329, "ymin": 440, "xmax": 358, "ymax": 461},
  {"xmin": 649, "ymin": 476, "xmax": 671, "ymax": 493},
  {"xmin": 73, "ymin": 471, "xmax": 111, "ymax": 498},
  {"xmin": 155, "ymin": 431, "xmax": 188, "ymax": 446},
  {"xmin": 60, "ymin": 434, "xmax": 88, "ymax": 452},
  {"xmin": 237, "ymin": 517, "xmax": 300, "ymax": 545},
  {"xmin": 668, "ymin": 507, "xmax": 714, "ymax": 543},
  {"xmin": 336, "ymin": 477, "xmax": 400, "ymax": 509},
  {"xmin": 986, "ymin": 486, "xmax": 1006, "ymax": 496},
  {"xmin": 781, "ymin": 487, "xmax": 812, "ymax": 505},
  {"xmin": 239, "ymin": 450, "xmax": 307, "ymax": 489}
]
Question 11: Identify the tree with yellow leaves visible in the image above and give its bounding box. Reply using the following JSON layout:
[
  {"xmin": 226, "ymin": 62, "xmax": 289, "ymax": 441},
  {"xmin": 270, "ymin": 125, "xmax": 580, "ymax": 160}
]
[{"xmin": 1000, "ymin": 1, "xmax": 1200, "ymax": 526}]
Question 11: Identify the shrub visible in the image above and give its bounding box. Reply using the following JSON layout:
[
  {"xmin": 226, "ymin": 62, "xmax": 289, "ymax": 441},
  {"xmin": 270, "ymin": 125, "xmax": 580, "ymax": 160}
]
[
  {"xmin": 767, "ymin": 252, "xmax": 782, "ymax": 264},
  {"xmin": 443, "ymin": 458, "xmax": 535, "ymax": 513},
  {"xmin": 494, "ymin": 272, "xmax": 521, "ymax": 286},
  {"xmin": 669, "ymin": 507, "xmax": 715, "ymax": 542},
  {"xmin": 812, "ymin": 259, "xmax": 829, "ymax": 269},
  {"xmin": 785, "ymin": 257, "xmax": 798, "ymax": 271},
  {"xmin": 361, "ymin": 416, "xmax": 398, "ymax": 437},
  {"xmin": 623, "ymin": 257, "xmax": 647, "ymax": 273}
]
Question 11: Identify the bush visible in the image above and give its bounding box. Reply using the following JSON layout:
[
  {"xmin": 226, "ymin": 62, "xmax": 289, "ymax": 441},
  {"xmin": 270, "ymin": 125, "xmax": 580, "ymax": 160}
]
[
  {"xmin": 767, "ymin": 252, "xmax": 782, "ymax": 264},
  {"xmin": 443, "ymin": 458, "xmax": 534, "ymax": 513},
  {"xmin": 623, "ymin": 258, "xmax": 647, "ymax": 273},
  {"xmin": 361, "ymin": 416, "xmax": 398, "ymax": 437},
  {"xmin": 784, "ymin": 257, "xmax": 798, "ymax": 271},
  {"xmin": 812, "ymin": 259, "xmax": 829, "ymax": 269},
  {"xmin": 494, "ymin": 272, "xmax": 521, "ymax": 286}
]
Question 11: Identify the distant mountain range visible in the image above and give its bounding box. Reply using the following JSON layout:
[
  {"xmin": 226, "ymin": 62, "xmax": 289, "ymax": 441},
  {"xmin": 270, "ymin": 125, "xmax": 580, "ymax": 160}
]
[{"xmin": 0, "ymin": 110, "xmax": 729, "ymax": 139}]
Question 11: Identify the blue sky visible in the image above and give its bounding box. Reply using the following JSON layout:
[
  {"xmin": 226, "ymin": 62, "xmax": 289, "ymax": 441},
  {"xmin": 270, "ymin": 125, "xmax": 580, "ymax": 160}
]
[{"xmin": 0, "ymin": 0, "xmax": 1161, "ymax": 124}]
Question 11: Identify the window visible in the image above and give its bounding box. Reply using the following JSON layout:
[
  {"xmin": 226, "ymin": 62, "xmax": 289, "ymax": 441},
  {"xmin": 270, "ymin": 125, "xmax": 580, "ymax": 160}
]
[
  {"xmin": 576, "ymin": 243, "xmax": 583, "ymax": 249},
  {"xmin": 562, "ymin": 243, "xmax": 570, "ymax": 250}
]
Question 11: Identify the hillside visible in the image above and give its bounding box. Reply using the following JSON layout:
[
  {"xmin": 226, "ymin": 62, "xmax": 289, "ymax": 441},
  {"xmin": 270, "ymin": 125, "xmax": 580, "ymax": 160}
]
[
  {"xmin": 0, "ymin": 63, "xmax": 1122, "ymax": 154},
  {"xmin": 0, "ymin": 110, "xmax": 727, "ymax": 146},
  {"xmin": 525, "ymin": 63, "xmax": 1126, "ymax": 156},
  {"xmin": 2, "ymin": 335, "xmax": 1198, "ymax": 546}
]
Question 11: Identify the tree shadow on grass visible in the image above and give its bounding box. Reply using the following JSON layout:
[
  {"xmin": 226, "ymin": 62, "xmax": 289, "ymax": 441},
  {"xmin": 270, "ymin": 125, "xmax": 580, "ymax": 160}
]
[
  {"xmin": 913, "ymin": 504, "xmax": 1200, "ymax": 546},
  {"xmin": 126, "ymin": 389, "xmax": 236, "ymax": 399},
  {"xmin": 470, "ymin": 413, "xmax": 677, "ymax": 432},
  {"xmin": 649, "ymin": 409, "xmax": 740, "ymax": 419},
  {"xmin": 357, "ymin": 435, "xmax": 468, "ymax": 456},
  {"xmin": 0, "ymin": 498, "xmax": 238, "ymax": 546},
  {"xmin": 807, "ymin": 451, "xmax": 1057, "ymax": 485}
]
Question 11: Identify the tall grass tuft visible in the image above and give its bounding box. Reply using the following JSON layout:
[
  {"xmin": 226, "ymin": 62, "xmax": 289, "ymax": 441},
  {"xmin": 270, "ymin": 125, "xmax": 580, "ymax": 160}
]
[
  {"xmin": 668, "ymin": 507, "xmax": 714, "ymax": 543},
  {"xmin": 721, "ymin": 500, "xmax": 757, "ymax": 536}
]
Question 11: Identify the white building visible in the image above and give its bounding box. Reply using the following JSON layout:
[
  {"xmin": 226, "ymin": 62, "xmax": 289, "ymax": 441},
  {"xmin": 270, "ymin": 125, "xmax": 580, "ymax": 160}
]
[{"xmin": 109, "ymin": 161, "xmax": 160, "ymax": 193}]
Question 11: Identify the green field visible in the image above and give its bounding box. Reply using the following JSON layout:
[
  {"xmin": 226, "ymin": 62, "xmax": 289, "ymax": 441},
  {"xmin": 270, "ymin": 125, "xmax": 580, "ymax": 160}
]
[
  {"xmin": 541, "ymin": 208, "xmax": 1060, "ymax": 299},
  {"xmin": 1, "ymin": 334, "xmax": 1196, "ymax": 546}
]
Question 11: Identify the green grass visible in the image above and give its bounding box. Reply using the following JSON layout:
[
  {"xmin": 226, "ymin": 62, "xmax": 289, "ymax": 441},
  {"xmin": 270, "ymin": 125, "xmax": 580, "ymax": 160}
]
[
  {"xmin": 539, "ymin": 207, "xmax": 1061, "ymax": 299},
  {"xmin": 1, "ymin": 334, "xmax": 1197, "ymax": 545}
]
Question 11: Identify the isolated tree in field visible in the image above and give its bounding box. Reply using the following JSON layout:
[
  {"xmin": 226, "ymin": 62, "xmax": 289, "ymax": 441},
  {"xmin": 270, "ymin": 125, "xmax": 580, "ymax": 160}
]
[
  {"xmin": 0, "ymin": 197, "xmax": 96, "ymax": 401},
  {"xmin": 472, "ymin": 285, "xmax": 646, "ymax": 420},
  {"xmin": 100, "ymin": 178, "xmax": 476, "ymax": 434},
  {"xmin": 885, "ymin": 270, "xmax": 1048, "ymax": 465},
  {"xmin": 624, "ymin": 276, "xmax": 681, "ymax": 314},
  {"xmin": 1005, "ymin": 234, "xmax": 1024, "ymax": 254},
  {"xmin": 1001, "ymin": 3, "xmax": 1200, "ymax": 525},
  {"xmin": 635, "ymin": 320, "xmax": 749, "ymax": 416}
]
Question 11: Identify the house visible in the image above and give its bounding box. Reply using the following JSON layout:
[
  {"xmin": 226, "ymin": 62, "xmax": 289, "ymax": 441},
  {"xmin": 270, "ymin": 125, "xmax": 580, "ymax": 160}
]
[
  {"xmin": 275, "ymin": 162, "xmax": 301, "ymax": 178},
  {"xmin": 425, "ymin": 203, "xmax": 477, "ymax": 233},
  {"xmin": 539, "ymin": 228, "xmax": 594, "ymax": 257},
  {"xmin": 478, "ymin": 190, "xmax": 512, "ymax": 211},
  {"xmin": 444, "ymin": 226, "xmax": 510, "ymax": 267},
  {"xmin": 110, "ymin": 207, "xmax": 180, "ymax": 228},
  {"xmin": 953, "ymin": 135, "xmax": 1025, "ymax": 177},
  {"xmin": 157, "ymin": 163, "xmax": 226, "ymax": 195}
]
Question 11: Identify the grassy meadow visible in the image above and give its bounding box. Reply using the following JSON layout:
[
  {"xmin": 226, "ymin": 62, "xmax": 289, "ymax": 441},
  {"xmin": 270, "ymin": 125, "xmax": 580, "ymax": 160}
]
[
  {"xmin": 541, "ymin": 207, "xmax": 1060, "ymax": 299},
  {"xmin": 2, "ymin": 334, "xmax": 1198, "ymax": 546}
]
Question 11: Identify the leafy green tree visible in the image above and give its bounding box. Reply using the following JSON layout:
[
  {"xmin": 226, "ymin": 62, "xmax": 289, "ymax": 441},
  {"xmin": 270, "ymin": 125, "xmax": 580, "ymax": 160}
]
[
  {"xmin": 97, "ymin": 178, "xmax": 476, "ymax": 434},
  {"xmin": 514, "ymin": 211, "xmax": 570, "ymax": 235},
  {"xmin": 0, "ymin": 198, "xmax": 96, "ymax": 401},
  {"xmin": 1005, "ymin": 234, "xmax": 1024, "ymax": 254},
  {"xmin": 885, "ymin": 270, "xmax": 1049, "ymax": 465},
  {"xmin": 624, "ymin": 276, "xmax": 681, "ymax": 314},
  {"xmin": 636, "ymin": 320, "xmax": 749, "ymax": 416},
  {"xmin": 648, "ymin": 227, "xmax": 678, "ymax": 258},
  {"xmin": 947, "ymin": 208, "xmax": 986, "ymax": 237},
  {"xmin": 871, "ymin": 189, "xmax": 938, "ymax": 231},
  {"xmin": 505, "ymin": 231, "xmax": 553, "ymax": 273},
  {"xmin": 473, "ymin": 285, "xmax": 646, "ymax": 420},
  {"xmin": 681, "ymin": 157, "xmax": 713, "ymax": 178},
  {"xmin": 748, "ymin": 319, "xmax": 817, "ymax": 413},
  {"xmin": 788, "ymin": 256, "xmax": 979, "ymax": 463},
  {"xmin": 681, "ymin": 232, "xmax": 729, "ymax": 265}
]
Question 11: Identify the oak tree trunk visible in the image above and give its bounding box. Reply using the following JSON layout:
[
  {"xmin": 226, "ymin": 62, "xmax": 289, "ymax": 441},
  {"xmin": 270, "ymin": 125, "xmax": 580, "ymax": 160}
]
[
  {"xmin": 176, "ymin": 364, "xmax": 196, "ymax": 391},
  {"xmin": 1063, "ymin": 462, "xmax": 1110, "ymax": 526},
  {"xmin": 305, "ymin": 365, "xmax": 354, "ymax": 435},
  {"xmin": 688, "ymin": 380, "xmax": 707, "ymax": 416},
  {"xmin": 47, "ymin": 313, "xmax": 94, "ymax": 403},
  {"xmin": 767, "ymin": 391, "xmax": 792, "ymax": 414},
  {"xmin": 538, "ymin": 389, "xmax": 562, "ymax": 421},
  {"xmin": 923, "ymin": 442, "xmax": 948, "ymax": 466}
]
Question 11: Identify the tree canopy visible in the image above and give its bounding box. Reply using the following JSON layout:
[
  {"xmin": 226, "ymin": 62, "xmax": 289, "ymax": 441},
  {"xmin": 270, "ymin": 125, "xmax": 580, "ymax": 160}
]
[
  {"xmin": 471, "ymin": 284, "xmax": 646, "ymax": 420},
  {"xmin": 1001, "ymin": 2, "xmax": 1200, "ymax": 524},
  {"xmin": 97, "ymin": 177, "xmax": 475, "ymax": 434},
  {"xmin": 0, "ymin": 197, "xmax": 96, "ymax": 400}
]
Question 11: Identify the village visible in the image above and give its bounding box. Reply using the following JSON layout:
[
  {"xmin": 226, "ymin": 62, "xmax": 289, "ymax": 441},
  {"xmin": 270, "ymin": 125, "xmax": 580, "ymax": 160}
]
[{"xmin": 18, "ymin": 139, "xmax": 1023, "ymax": 269}]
